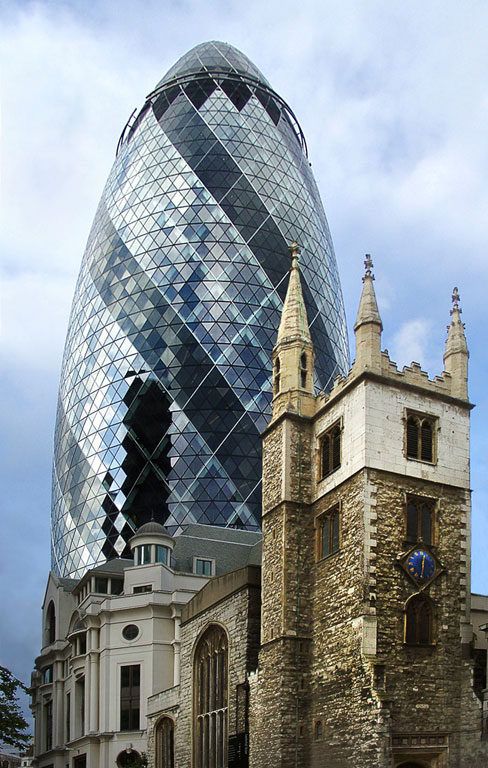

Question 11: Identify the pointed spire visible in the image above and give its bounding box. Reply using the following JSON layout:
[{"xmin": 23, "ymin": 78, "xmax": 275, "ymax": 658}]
[
  {"xmin": 271, "ymin": 243, "xmax": 316, "ymax": 420},
  {"xmin": 353, "ymin": 255, "xmax": 382, "ymax": 373},
  {"xmin": 276, "ymin": 242, "xmax": 312, "ymax": 346},
  {"xmin": 443, "ymin": 287, "xmax": 469, "ymax": 399},
  {"xmin": 354, "ymin": 255, "xmax": 383, "ymax": 332}
]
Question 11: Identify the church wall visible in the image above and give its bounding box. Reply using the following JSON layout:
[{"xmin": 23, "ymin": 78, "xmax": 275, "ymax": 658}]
[{"xmin": 146, "ymin": 576, "xmax": 260, "ymax": 768}]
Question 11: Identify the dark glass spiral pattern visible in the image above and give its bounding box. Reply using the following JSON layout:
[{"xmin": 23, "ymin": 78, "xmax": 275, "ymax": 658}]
[{"xmin": 52, "ymin": 41, "xmax": 349, "ymax": 577}]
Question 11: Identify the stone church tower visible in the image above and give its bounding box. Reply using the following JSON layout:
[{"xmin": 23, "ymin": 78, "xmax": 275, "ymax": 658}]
[{"xmin": 251, "ymin": 249, "xmax": 486, "ymax": 767}]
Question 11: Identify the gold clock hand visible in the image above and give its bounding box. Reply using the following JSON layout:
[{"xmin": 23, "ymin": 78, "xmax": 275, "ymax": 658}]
[{"xmin": 421, "ymin": 555, "xmax": 425, "ymax": 578}]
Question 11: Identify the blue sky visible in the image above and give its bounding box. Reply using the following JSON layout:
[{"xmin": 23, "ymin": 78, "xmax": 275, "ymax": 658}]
[{"xmin": 1, "ymin": 0, "xmax": 487, "ymax": 724}]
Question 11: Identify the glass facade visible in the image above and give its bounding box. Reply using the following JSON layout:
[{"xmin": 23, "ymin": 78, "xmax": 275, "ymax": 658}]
[{"xmin": 52, "ymin": 41, "xmax": 349, "ymax": 577}]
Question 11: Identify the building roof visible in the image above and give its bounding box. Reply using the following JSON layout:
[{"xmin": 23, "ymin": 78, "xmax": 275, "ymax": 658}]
[{"xmin": 133, "ymin": 520, "xmax": 173, "ymax": 538}]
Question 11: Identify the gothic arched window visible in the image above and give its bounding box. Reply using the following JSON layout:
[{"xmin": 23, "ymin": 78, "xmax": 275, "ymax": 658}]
[
  {"xmin": 320, "ymin": 423, "xmax": 341, "ymax": 479},
  {"xmin": 194, "ymin": 625, "xmax": 228, "ymax": 768},
  {"xmin": 405, "ymin": 595, "xmax": 434, "ymax": 645},
  {"xmin": 156, "ymin": 717, "xmax": 174, "ymax": 768},
  {"xmin": 406, "ymin": 497, "xmax": 434, "ymax": 544},
  {"xmin": 406, "ymin": 413, "xmax": 436, "ymax": 463}
]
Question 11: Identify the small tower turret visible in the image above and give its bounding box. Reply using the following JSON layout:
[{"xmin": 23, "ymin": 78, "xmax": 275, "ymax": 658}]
[
  {"xmin": 353, "ymin": 255, "xmax": 382, "ymax": 373},
  {"xmin": 271, "ymin": 243, "xmax": 315, "ymax": 420},
  {"xmin": 443, "ymin": 286, "xmax": 469, "ymax": 399}
]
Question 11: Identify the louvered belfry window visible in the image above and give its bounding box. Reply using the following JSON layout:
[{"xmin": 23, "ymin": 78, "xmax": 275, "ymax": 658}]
[
  {"xmin": 406, "ymin": 413, "xmax": 435, "ymax": 462},
  {"xmin": 194, "ymin": 625, "xmax": 228, "ymax": 768},
  {"xmin": 321, "ymin": 423, "xmax": 341, "ymax": 479}
]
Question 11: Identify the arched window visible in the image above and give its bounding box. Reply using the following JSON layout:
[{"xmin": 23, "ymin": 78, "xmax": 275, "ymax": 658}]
[
  {"xmin": 274, "ymin": 357, "xmax": 280, "ymax": 394},
  {"xmin": 194, "ymin": 625, "xmax": 228, "ymax": 768},
  {"xmin": 46, "ymin": 601, "xmax": 56, "ymax": 645},
  {"xmin": 321, "ymin": 423, "xmax": 341, "ymax": 478},
  {"xmin": 406, "ymin": 414, "xmax": 435, "ymax": 462},
  {"xmin": 405, "ymin": 595, "xmax": 433, "ymax": 645},
  {"xmin": 406, "ymin": 497, "xmax": 434, "ymax": 544},
  {"xmin": 156, "ymin": 717, "xmax": 174, "ymax": 768}
]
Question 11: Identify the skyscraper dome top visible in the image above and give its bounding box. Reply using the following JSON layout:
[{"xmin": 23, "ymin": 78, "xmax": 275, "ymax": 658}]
[{"xmin": 155, "ymin": 40, "xmax": 272, "ymax": 91}]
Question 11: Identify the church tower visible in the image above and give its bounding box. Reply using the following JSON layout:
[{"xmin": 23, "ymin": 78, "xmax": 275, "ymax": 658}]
[{"xmin": 251, "ymin": 255, "xmax": 486, "ymax": 767}]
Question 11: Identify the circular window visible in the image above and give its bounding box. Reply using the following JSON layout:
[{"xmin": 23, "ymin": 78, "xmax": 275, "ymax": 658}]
[{"xmin": 122, "ymin": 624, "xmax": 139, "ymax": 641}]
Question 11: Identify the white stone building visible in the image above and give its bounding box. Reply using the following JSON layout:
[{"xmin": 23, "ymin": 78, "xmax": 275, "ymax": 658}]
[{"xmin": 30, "ymin": 523, "xmax": 260, "ymax": 768}]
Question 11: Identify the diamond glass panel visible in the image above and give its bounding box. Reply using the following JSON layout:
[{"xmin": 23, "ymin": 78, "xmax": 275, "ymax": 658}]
[{"xmin": 52, "ymin": 41, "xmax": 349, "ymax": 577}]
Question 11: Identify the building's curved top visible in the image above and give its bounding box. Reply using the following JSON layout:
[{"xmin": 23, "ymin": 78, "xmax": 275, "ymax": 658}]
[
  {"xmin": 155, "ymin": 40, "xmax": 271, "ymax": 91},
  {"xmin": 134, "ymin": 520, "xmax": 172, "ymax": 538}
]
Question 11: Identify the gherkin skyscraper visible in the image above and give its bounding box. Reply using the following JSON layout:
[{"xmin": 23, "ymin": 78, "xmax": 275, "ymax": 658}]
[{"xmin": 52, "ymin": 41, "xmax": 349, "ymax": 578}]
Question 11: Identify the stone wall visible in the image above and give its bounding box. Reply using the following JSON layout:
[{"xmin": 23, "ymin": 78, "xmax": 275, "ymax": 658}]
[{"xmin": 146, "ymin": 568, "xmax": 260, "ymax": 768}]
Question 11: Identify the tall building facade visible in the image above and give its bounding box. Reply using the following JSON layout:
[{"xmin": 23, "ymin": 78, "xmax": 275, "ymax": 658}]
[{"xmin": 52, "ymin": 41, "xmax": 349, "ymax": 578}]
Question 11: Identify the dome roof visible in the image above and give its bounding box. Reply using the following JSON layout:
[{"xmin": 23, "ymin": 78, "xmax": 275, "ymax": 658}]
[
  {"xmin": 133, "ymin": 520, "xmax": 173, "ymax": 538},
  {"xmin": 156, "ymin": 40, "xmax": 271, "ymax": 91}
]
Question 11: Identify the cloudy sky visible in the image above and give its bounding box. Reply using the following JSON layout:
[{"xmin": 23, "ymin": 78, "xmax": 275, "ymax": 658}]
[{"xmin": 1, "ymin": 0, "xmax": 487, "ymax": 722}]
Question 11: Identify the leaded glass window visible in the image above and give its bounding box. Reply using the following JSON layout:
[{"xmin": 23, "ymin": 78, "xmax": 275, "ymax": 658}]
[
  {"xmin": 194, "ymin": 625, "xmax": 228, "ymax": 768},
  {"xmin": 156, "ymin": 717, "xmax": 174, "ymax": 768},
  {"xmin": 405, "ymin": 595, "xmax": 433, "ymax": 645},
  {"xmin": 317, "ymin": 505, "xmax": 340, "ymax": 559},
  {"xmin": 406, "ymin": 497, "xmax": 434, "ymax": 544},
  {"xmin": 320, "ymin": 423, "xmax": 341, "ymax": 478}
]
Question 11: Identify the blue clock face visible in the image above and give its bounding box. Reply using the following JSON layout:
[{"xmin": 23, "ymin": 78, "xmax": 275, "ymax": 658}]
[{"xmin": 407, "ymin": 549, "xmax": 435, "ymax": 582}]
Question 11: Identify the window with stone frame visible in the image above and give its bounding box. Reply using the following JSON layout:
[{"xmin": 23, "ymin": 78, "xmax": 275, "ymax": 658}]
[
  {"xmin": 405, "ymin": 496, "xmax": 435, "ymax": 545},
  {"xmin": 404, "ymin": 594, "xmax": 434, "ymax": 645},
  {"xmin": 320, "ymin": 421, "xmax": 341, "ymax": 479},
  {"xmin": 156, "ymin": 716, "xmax": 174, "ymax": 768},
  {"xmin": 317, "ymin": 504, "xmax": 340, "ymax": 560},
  {"xmin": 405, "ymin": 411, "xmax": 437, "ymax": 463},
  {"xmin": 194, "ymin": 624, "xmax": 228, "ymax": 768}
]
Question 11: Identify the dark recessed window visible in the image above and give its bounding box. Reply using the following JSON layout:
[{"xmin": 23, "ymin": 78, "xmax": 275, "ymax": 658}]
[
  {"xmin": 405, "ymin": 595, "xmax": 433, "ymax": 645},
  {"xmin": 45, "ymin": 700, "xmax": 53, "ymax": 751},
  {"xmin": 111, "ymin": 579, "xmax": 123, "ymax": 595},
  {"xmin": 320, "ymin": 423, "xmax": 341, "ymax": 479},
  {"xmin": 300, "ymin": 353, "xmax": 307, "ymax": 389},
  {"xmin": 46, "ymin": 601, "xmax": 56, "ymax": 645},
  {"xmin": 274, "ymin": 356, "xmax": 280, "ymax": 395},
  {"xmin": 94, "ymin": 577, "xmax": 108, "ymax": 594},
  {"xmin": 133, "ymin": 585, "xmax": 152, "ymax": 594},
  {"xmin": 122, "ymin": 624, "xmax": 139, "ymax": 642},
  {"xmin": 406, "ymin": 413, "xmax": 436, "ymax": 463},
  {"xmin": 406, "ymin": 497, "xmax": 434, "ymax": 544},
  {"xmin": 120, "ymin": 665, "xmax": 140, "ymax": 731},
  {"xmin": 317, "ymin": 506, "xmax": 340, "ymax": 560}
]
